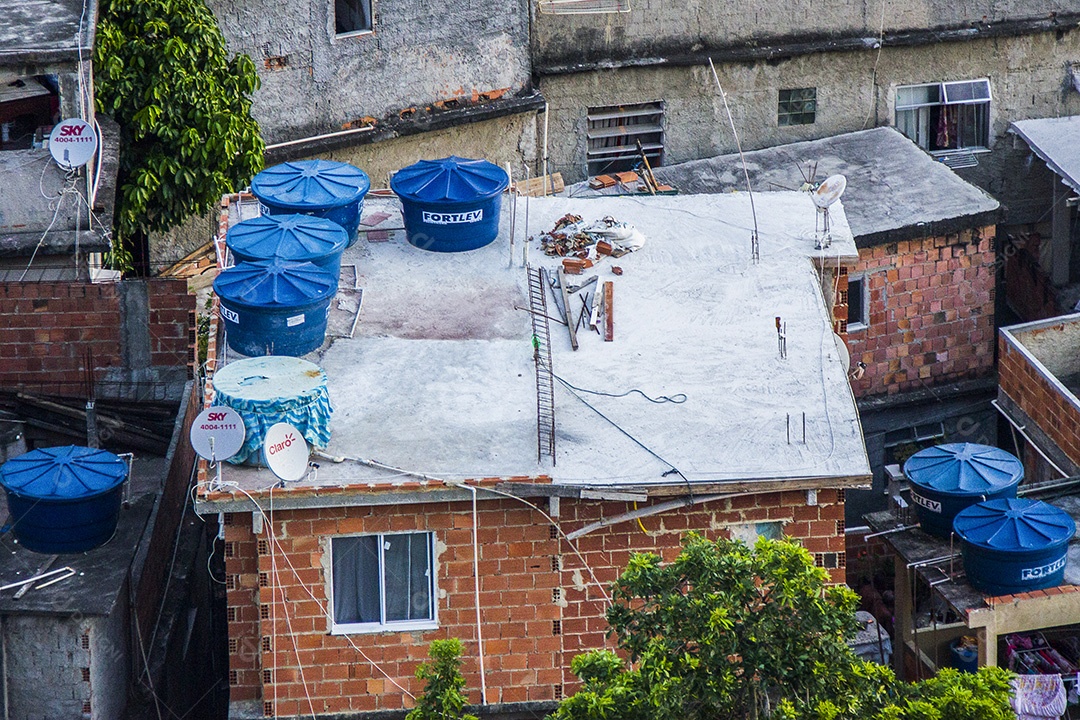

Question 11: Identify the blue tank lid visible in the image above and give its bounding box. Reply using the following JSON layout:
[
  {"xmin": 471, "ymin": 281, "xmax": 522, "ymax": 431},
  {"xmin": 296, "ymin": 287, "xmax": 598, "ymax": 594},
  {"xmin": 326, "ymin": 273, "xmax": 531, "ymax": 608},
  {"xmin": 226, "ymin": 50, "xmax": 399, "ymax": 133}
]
[
  {"xmin": 391, "ymin": 156, "xmax": 509, "ymax": 203},
  {"xmin": 214, "ymin": 259, "xmax": 338, "ymax": 310},
  {"xmin": 0, "ymin": 446, "xmax": 127, "ymax": 500},
  {"xmin": 226, "ymin": 214, "xmax": 349, "ymax": 263},
  {"xmin": 904, "ymin": 443, "xmax": 1023, "ymax": 496},
  {"xmin": 953, "ymin": 498, "xmax": 1075, "ymax": 552},
  {"xmin": 251, "ymin": 160, "xmax": 371, "ymax": 211}
]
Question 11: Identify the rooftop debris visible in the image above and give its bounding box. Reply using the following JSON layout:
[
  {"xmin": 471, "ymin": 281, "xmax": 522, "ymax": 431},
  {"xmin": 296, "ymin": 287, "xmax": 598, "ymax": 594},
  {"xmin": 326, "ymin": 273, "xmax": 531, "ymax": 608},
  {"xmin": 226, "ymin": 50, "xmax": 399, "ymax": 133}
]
[{"xmin": 538, "ymin": 214, "xmax": 645, "ymax": 258}]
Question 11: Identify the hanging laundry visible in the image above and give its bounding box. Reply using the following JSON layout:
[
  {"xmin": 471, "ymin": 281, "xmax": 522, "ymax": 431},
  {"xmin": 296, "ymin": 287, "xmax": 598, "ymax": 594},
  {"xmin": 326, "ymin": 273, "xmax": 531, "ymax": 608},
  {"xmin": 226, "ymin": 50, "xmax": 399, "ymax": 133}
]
[{"xmin": 1010, "ymin": 674, "xmax": 1067, "ymax": 720}]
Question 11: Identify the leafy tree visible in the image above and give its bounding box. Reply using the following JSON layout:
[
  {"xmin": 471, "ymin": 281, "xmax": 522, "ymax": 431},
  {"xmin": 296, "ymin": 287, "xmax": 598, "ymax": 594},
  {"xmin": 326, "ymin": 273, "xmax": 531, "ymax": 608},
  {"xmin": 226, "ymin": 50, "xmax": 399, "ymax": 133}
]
[
  {"xmin": 407, "ymin": 639, "xmax": 479, "ymax": 720},
  {"xmin": 94, "ymin": 0, "xmax": 264, "ymax": 270},
  {"xmin": 552, "ymin": 533, "xmax": 1013, "ymax": 720}
]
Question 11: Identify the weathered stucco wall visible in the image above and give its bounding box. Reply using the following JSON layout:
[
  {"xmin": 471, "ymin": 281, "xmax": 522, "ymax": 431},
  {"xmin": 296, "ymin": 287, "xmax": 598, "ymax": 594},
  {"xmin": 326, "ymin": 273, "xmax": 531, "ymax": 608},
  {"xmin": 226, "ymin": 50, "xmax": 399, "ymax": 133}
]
[
  {"xmin": 538, "ymin": 29, "xmax": 1080, "ymax": 192},
  {"xmin": 532, "ymin": 0, "xmax": 1078, "ymax": 70},
  {"xmin": 208, "ymin": 0, "xmax": 531, "ymax": 143}
]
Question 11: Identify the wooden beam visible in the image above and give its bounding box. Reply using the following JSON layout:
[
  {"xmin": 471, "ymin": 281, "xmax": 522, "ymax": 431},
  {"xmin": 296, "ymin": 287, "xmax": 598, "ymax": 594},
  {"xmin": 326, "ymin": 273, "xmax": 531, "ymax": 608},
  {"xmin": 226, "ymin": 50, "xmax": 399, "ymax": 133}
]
[
  {"xmin": 515, "ymin": 173, "xmax": 565, "ymax": 197},
  {"xmin": 557, "ymin": 267, "xmax": 579, "ymax": 350},
  {"xmin": 603, "ymin": 281, "xmax": 614, "ymax": 342}
]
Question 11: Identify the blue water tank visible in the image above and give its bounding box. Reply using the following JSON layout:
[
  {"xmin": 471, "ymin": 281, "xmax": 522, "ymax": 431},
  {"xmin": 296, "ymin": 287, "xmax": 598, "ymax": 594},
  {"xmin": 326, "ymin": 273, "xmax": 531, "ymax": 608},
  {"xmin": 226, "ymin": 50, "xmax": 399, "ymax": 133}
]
[
  {"xmin": 0, "ymin": 446, "xmax": 127, "ymax": 553},
  {"xmin": 251, "ymin": 160, "xmax": 371, "ymax": 246},
  {"xmin": 214, "ymin": 259, "xmax": 338, "ymax": 357},
  {"xmin": 953, "ymin": 498, "xmax": 1075, "ymax": 595},
  {"xmin": 227, "ymin": 214, "xmax": 349, "ymax": 278},
  {"xmin": 391, "ymin": 156, "xmax": 508, "ymax": 252},
  {"xmin": 212, "ymin": 356, "xmax": 333, "ymax": 465},
  {"xmin": 904, "ymin": 443, "xmax": 1023, "ymax": 537}
]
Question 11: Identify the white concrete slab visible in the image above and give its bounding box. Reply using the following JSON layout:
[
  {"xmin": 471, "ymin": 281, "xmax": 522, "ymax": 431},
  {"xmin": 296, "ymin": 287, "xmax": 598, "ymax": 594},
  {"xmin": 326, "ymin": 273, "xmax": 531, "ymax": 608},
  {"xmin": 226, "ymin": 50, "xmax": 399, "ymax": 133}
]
[
  {"xmin": 217, "ymin": 191, "xmax": 871, "ymax": 493},
  {"xmin": 1012, "ymin": 116, "xmax": 1080, "ymax": 194}
]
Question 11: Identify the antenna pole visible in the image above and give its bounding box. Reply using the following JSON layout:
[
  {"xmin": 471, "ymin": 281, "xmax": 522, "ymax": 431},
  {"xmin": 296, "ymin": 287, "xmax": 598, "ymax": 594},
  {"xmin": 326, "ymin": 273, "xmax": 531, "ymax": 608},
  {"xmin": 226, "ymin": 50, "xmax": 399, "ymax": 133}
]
[{"xmin": 709, "ymin": 58, "xmax": 759, "ymax": 263}]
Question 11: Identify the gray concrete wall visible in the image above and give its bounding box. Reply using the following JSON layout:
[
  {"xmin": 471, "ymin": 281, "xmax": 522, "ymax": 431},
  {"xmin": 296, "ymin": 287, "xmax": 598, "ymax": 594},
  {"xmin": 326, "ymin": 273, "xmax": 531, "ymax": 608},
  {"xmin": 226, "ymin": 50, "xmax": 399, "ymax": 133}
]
[
  {"xmin": 207, "ymin": 0, "xmax": 531, "ymax": 143},
  {"xmin": 3, "ymin": 614, "xmax": 91, "ymax": 720},
  {"xmin": 89, "ymin": 590, "xmax": 130, "ymax": 720},
  {"xmin": 537, "ymin": 28, "xmax": 1080, "ymax": 203},
  {"xmin": 532, "ymin": 0, "xmax": 1077, "ymax": 70}
]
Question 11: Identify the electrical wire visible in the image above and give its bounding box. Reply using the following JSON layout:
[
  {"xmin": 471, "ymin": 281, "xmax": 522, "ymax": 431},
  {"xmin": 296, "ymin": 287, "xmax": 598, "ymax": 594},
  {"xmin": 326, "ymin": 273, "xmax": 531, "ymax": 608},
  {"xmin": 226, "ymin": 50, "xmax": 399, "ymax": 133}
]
[
  {"xmin": 862, "ymin": 0, "xmax": 888, "ymax": 129},
  {"xmin": 540, "ymin": 359, "xmax": 686, "ymax": 404},
  {"xmin": 269, "ymin": 484, "xmax": 319, "ymax": 719}
]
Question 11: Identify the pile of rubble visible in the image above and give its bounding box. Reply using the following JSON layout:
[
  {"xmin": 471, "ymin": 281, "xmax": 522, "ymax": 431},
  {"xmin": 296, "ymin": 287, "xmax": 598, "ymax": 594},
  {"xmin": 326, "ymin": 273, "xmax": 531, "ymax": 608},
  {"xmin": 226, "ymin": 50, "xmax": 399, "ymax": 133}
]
[{"xmin": 536, "ymin": 214, "xmax": 645, "ymax": 274}]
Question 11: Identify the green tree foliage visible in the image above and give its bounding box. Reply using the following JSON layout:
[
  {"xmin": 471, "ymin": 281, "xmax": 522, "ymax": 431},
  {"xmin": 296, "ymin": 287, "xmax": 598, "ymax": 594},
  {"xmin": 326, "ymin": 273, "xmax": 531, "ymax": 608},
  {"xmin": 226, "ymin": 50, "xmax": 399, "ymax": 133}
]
[
  {"xmin": 553, "ymin": 533, "xmax": 1013, "ymax": 720},
  {"xmin": 407, "ymin": 639, "xmax": 479, "ymax": 720},
  {"xmin": 94, "ymin": 0, "xmax": 263, "ymax": 267}
]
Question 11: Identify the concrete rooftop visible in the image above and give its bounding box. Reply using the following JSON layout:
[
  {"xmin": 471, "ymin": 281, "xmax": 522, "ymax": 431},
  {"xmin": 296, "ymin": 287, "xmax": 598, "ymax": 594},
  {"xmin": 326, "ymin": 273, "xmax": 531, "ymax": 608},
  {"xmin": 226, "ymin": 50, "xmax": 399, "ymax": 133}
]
[
  {"xmin": 639, "ymin": 127, "xmax": 1001, "ymax": 247},
  {"xmin": 0, "ymin": 0, "xmax": 95, "ymax": 63},
  {"xmin": 1011, "ymin": 116, "xmax": 1080, "ymax": 195},
  {"xmin": 205, "ymin": 191, "xmax": 871, "ymax": 502}
]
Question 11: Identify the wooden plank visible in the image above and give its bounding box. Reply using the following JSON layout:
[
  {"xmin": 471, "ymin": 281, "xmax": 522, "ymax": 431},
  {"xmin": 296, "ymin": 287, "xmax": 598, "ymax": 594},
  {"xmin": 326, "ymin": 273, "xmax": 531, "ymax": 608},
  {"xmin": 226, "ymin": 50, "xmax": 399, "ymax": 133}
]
[
  {"xmin": 516, "ymin": 173, "xmax": 565, "ymax": 197},
  {"xmin": 603, "ymin": 281, "xmax": 614, "ymax": 342},
  {"xmin": 557, "ymin": 267, "xmax": 579, "ymax": 350}
]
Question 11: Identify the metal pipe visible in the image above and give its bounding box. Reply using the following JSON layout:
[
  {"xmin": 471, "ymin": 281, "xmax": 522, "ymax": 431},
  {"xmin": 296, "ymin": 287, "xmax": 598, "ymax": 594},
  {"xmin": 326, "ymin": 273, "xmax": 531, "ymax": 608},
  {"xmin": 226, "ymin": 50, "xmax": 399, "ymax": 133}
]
[
  {"xmin": 264, "ymin": 124, "xmax": 375, "ymax": 152},
  {"xmin": 862, "ymin": 523, "xmax": 920, "ymax": 540},
  {"xmin": 566, "ymin": 493, "xmax": 740, "ymax": 540},
  {"xmin": 906, "ymin": 553, "xmax": 960, "ymax": 569},
  {"xmin": 991, "ymin": 399, "xmax": 1068, "ymax": 477}
]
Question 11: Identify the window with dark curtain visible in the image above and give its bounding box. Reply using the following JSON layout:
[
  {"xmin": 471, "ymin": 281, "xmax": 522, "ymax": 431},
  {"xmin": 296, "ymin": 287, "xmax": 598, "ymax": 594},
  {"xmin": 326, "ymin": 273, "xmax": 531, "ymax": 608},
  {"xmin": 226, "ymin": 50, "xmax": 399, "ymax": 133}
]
[
  {"xmin": 336, "ymin": 0, "xmax": 372, "ymax": 34},
  {"xmin": 332, "ymin": 535, "xmax": 380, "ymax": 624}
]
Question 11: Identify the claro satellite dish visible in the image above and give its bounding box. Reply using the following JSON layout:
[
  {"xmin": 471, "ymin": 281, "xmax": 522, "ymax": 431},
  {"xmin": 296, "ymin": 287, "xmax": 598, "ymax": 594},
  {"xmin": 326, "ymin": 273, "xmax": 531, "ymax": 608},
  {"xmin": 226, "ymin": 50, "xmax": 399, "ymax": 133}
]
[
  {"xmin": 811, "ymin": 174, "xmax": 847, "ymax": 250},
  {"xmin": 48, "ymin": 118, "xmax": 98, "ymax": 170},
  {"xmin": 263, "ymin": 422, "xmax": 310, "ymax": 482}
]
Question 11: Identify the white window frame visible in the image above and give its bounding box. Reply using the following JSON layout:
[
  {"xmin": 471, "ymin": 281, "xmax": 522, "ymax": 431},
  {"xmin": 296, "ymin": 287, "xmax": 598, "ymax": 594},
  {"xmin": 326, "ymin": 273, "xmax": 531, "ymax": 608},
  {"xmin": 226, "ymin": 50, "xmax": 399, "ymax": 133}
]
[
  {"xmin": 894, "ymin": 78, "xmax": 992, "ymax": 154},
  {"xmin": 334, "ymin": 0, "xmax": 374, "ymax": 38},
  {"xmin": 846, "ymin": 274, "xmax": 868, "ymax": 332},
  {"xmin": 328, "ymin": 531, "xmax": 437, "ymax": 635}
]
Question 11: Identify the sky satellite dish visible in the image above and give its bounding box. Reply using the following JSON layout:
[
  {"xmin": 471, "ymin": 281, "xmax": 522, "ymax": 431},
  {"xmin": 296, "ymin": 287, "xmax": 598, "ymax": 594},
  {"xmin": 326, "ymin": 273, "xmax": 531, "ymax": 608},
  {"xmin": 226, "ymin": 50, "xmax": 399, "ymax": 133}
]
[
  {"xmin": 48, "ymin": 118, "xmax": 98, "ymax": 170},
  {"xmin": 190, "ymin": 406, "xmax": 246, "ymax": 462},
  {"xmin": 263, "ymin": 422, "xmax": 309, "ymax": 482}
]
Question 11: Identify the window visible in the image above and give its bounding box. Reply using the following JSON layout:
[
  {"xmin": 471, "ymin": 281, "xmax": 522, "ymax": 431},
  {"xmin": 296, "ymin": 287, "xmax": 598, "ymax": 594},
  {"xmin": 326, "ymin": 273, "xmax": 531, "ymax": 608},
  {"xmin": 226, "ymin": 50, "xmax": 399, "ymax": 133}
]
[
  {"xmin": 330, "ymin": 532, "xmax": 435, "ymax": 633},
  {"xmin": 1, "ymin": 76, "xmax": 59, "ymax": 151},
  {"xmin": 895, "ymin": 79, "xmax": 991, "ymax": 153},
  {"xmin": 586, "ymin": 101, "xmax": 664, "ymax": 177},
  {"xmin": 846, "ymin": 275, "xmax": 867, "ymax": 330},
  {"xmin": 778, "ymin": 88, "xmax": 816, "ymax": 126},
  {"xmin": 335, "ymin": 0, "xmax": 372, "ymax": 35}
]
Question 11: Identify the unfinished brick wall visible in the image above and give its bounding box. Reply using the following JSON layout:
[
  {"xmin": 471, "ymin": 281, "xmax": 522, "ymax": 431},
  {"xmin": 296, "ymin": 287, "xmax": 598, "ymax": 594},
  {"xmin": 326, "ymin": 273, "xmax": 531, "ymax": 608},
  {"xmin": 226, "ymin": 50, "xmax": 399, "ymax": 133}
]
[
  {"xmin": 845, "ymin": 228, "xmax": 996, "ymax": 397},
  {"xmin": 0, "ymin": 279, "xmax": 193, "ymax": 396},
  {"xmin": 999, "ymin": 335, "xmax": 1080, "ymax": 468},
  {"xmin": 223, "ymin": 489, "xmax": 846, "ymax": 718}
]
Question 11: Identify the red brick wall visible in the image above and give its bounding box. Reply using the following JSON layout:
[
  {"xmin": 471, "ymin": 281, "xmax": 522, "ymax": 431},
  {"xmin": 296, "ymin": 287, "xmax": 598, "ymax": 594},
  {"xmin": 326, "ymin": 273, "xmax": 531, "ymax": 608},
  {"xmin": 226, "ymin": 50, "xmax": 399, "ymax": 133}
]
[
  {"xmin": 223, "ymin": 489, "xmax": 846, "ymax": 718},
  {"xmin": 999, "ymin": 333, "xmax": 1080, "ymax": 468},
  {"xmin": 845, "ymin": 228, "xmax": 996, "ymax": 397},
  {"xmin": 0, "ymin": 279, "xmax": 193, "ymax": 395}
]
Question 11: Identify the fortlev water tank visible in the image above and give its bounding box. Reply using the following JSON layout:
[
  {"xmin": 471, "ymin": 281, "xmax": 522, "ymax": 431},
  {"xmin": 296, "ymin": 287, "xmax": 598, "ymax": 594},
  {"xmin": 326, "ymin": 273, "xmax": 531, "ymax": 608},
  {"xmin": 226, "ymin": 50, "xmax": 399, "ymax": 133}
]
[
  {"xmin": 226, "ymin": 214, "xmax": 349, "ymax": 278},
  {"xmin": 904, "ymin": 443, "xmax": 1023, "ymax": 538},
  {"xmin": 214, "ymin": 259, "xmax": 338, "ymax": 357},
  {"xmin": 391, "ymin": 156, "xmax": 508, "ymax": 252},
  {"xmin": 953, "ymin": 498, "xmax": 1075, "ymax": 595},
  {"xmin": 212, "ymin": 356, "xmax": 333, "ymax": 465},
  {"xmin": 251, "ymin": 160, "xmax": 371, "ymax": 246},
  {"xmin": 0, "ymin": 446, "xmax": 127, "ymax": 553}
]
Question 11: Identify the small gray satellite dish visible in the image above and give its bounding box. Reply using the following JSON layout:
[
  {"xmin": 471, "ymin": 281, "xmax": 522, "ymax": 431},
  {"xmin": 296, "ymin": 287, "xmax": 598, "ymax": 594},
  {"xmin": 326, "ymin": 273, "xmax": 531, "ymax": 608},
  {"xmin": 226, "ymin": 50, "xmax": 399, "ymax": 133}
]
[
  {"xmin": 263, "ymin": 423, "xmax": 310, "ymax": 482},
  {"xmin": 813, "ymin": 174, "xmax": 847, "ymax": 209}
]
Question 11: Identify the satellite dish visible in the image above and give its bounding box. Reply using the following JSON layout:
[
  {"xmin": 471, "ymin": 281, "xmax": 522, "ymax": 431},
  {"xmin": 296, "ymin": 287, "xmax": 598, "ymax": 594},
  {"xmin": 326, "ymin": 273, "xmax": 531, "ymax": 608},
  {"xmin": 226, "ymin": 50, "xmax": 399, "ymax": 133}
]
[
  {"xmin": 190, "ymin": 406, "xmax": 246, "ymax": 462},
  {"xmin": 812, "ymin": 174, "xmax": 847, "ymax": 209},
  {"xmin": 48, "ymin": 118, "xmax": 98, "ymax": 170},
  {"xmin": 263, "ymin": 422, "xmax": 309, "ymax": 482},
  {"xmin": 833, "ymin": 333, "xmax": 851, "ymax": 374}
]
